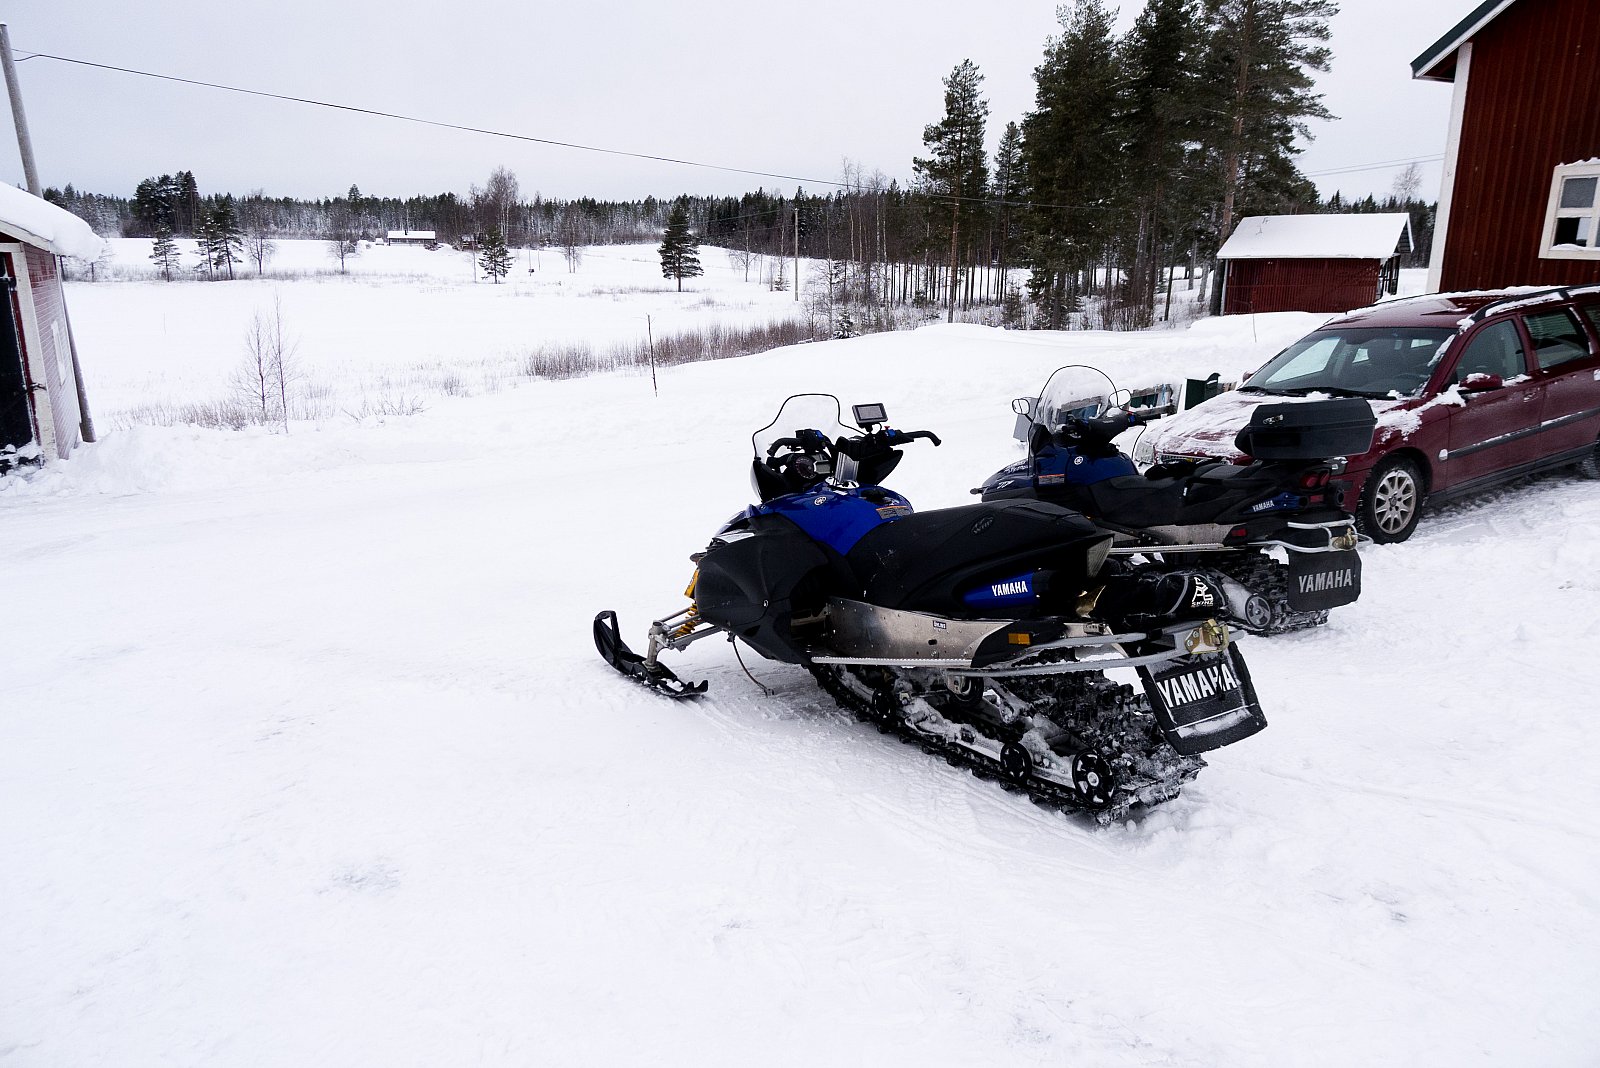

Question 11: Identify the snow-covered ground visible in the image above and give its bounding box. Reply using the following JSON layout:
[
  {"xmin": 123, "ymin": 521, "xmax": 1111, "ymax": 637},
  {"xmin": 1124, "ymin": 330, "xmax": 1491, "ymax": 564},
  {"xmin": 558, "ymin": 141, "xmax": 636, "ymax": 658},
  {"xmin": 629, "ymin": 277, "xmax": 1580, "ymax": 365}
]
[{"xmin": 3, "ymin": 254, "xmax": 1597, "ymax": 1066}]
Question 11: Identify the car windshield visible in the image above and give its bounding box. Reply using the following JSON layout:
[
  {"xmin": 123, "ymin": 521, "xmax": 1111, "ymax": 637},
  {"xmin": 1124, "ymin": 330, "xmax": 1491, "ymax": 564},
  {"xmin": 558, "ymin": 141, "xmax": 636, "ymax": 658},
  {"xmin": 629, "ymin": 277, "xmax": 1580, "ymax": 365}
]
[
  {"xmin": 751, "ymin": 394, "xmax": 854, "ymax": 458},
  {"xmin": 1243, "ymin": 327, "xmax": 1455, "ymax": 397}
]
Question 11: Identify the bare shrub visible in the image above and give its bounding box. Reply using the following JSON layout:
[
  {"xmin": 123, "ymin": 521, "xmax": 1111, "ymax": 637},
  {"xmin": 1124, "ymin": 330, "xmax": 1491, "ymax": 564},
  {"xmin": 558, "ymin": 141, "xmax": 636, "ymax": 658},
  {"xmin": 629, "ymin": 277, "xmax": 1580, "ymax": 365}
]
[{"xmin": 233, "ymin": 294, "xmax": 300, "ymax": 431}]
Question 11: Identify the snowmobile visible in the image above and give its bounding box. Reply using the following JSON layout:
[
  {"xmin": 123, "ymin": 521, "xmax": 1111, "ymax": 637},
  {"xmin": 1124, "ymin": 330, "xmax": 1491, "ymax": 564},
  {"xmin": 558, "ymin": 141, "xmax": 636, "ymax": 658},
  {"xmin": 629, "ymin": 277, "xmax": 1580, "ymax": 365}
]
[
  {"xmin": 595, "ymin": 394, "xmax": 1269, "ymax": 823},
  {"xmin": 977, "ymin": 366, "xmax": 1377, "ymax": 635}
]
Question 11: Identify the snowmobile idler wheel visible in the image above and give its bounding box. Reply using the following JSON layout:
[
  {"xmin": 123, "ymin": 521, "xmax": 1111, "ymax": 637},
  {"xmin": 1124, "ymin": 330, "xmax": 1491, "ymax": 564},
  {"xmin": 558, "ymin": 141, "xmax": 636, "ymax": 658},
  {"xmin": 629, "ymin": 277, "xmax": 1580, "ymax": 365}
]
[
  {"xmin": 999, "ymin": 742, "xmax": 1033, "ymax": 785},
  {"xmin": 1359, "ymin": 456, "xmax": 1425, "ymax": 544},
  {"xmin": 1242, "ymin": 593, "xmax": 1274, "ymax": 632},
  {"xmin": 946, "ymin": 675, "xmax": 986, "ymax": 711},
  {"xmin": 870, "ymin": 688, "xmax": 902, "ymax": 733},
  {"xmin": 1069, "ymin": 752, "xmax": 1117, "ymax": 809}
]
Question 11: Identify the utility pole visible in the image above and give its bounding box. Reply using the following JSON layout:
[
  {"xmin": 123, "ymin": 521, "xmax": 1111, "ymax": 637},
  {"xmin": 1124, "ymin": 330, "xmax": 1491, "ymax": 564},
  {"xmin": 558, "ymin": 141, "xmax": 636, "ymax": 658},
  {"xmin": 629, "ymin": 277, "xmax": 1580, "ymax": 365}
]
[
  {"xmin": 792, "ymin": 206, "xmax": 799, "ymax": 302},
  {"xmin": 0, "ymin": 23, "xmax": 96, "ymax": 443},
  {"xmin": 0, "ymin": 25, "xmax": 38, "ymax": 196}
]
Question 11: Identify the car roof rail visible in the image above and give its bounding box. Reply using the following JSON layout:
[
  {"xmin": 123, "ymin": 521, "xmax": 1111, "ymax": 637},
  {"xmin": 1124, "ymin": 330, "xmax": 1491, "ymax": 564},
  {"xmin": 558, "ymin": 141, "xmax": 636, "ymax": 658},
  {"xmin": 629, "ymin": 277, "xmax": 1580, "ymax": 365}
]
[{"xmin": 1465, "ymin": 284, "xmax": 1600, "ymax": 324}]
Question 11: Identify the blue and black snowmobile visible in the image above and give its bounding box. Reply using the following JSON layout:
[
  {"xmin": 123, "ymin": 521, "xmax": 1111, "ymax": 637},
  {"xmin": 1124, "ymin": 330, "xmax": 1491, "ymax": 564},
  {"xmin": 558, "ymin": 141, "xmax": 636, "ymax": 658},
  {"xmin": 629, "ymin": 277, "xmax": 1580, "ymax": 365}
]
[
  {"xmin": 596, "ymin": 394, "xmax": 1269, "ymax": 822},
  {"xmin": 978, "ymin": 366, "xmax": 1376, "ymax": 634}
]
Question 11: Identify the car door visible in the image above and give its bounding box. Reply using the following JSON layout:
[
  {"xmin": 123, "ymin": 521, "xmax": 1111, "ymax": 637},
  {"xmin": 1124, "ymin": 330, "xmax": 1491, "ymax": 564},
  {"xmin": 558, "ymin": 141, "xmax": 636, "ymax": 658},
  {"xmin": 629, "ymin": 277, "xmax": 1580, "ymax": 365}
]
[
  {"xmin": 1438, "ymin": 318, "xmax": 1543, "ymax": 491},
  {"xmin": 1537, "ymin": 302, "xmax": 1600, "ymax": 460}
]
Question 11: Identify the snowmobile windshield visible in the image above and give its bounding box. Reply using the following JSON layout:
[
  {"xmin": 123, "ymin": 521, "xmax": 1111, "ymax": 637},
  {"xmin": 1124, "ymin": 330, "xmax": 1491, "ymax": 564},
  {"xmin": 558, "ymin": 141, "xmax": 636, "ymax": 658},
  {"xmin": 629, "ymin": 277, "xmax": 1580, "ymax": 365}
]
[
  {"xmin": 751, "ymin": 394, "xmax": 855, "ymax": 459},
  {"xmin": 1243, "ymin": 327, "xmax": 1455, "ymax": 398},
  {"xmin": 1034, "ymin": 365, "xmax": 1121, "ymax": 429}
]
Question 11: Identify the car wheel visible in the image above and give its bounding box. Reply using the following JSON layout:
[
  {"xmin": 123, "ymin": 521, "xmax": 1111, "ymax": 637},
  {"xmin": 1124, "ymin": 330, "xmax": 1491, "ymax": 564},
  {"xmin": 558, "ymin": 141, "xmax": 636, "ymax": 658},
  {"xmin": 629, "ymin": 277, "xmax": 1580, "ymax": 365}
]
[
  {"xmin": 1358, "ymin": 457, "xmax": 1425, "ymax": 543},
  {"xmin": 1576, "ymin": 437, "xmax": 1600, "ymax": 480}
]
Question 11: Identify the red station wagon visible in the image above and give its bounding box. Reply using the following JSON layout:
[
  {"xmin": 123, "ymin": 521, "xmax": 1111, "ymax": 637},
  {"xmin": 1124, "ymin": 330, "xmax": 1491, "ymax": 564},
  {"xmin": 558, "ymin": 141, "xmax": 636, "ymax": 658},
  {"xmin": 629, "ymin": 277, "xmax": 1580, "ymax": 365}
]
[{"xmin": 1138, "ymin": 285, "xmax": 1600, "ymax": 542}]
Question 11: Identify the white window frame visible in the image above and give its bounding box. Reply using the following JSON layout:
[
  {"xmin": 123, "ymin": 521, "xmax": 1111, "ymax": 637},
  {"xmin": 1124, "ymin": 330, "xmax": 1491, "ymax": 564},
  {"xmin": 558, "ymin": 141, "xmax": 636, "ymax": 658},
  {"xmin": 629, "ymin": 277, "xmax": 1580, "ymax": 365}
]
[{"xmin": 1540, "ymin": 161, "xmax": 1600, "ymax": 261}]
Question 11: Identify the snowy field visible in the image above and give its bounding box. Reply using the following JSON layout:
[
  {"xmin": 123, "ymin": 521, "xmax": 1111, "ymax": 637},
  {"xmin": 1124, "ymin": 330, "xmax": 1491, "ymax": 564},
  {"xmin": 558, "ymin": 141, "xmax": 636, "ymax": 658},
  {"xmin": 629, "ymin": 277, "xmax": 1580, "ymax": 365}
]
[
  {"xmin": 3, "ymin": 254, "xmax": 1597, "ymax": 1066},
  {"xmin": 68, "ymin": 238, "xmax": 817, "ymax": 424}
]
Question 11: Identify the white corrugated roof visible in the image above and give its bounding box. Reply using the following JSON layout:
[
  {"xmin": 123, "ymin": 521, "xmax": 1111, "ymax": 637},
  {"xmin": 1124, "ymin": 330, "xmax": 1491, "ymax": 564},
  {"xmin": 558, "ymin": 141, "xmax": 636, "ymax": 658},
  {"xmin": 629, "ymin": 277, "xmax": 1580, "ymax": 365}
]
[
  {"xmin": 0, "ymin": 183, "xmax": 103, "ymax": 260},
  {"xmin": 1217, "ymin": 213, "xmax": 1414, "ymax": 261}
]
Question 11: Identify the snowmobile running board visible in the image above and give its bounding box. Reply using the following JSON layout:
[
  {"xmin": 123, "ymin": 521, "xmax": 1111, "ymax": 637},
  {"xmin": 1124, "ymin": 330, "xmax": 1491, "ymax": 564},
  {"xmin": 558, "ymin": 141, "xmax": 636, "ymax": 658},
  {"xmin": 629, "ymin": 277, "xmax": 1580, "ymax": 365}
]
[{"xmin": 593, "ymin": 611, "xmax": 708, "ymax": 699}]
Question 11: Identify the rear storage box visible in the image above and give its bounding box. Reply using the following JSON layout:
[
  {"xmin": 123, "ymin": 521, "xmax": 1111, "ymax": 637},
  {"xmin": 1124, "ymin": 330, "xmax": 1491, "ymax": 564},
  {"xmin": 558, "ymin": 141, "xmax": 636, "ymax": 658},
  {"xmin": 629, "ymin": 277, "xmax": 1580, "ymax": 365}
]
[{"xmin": 1234, "ymin": 398, "xmax": 1376, "ymax": 460}]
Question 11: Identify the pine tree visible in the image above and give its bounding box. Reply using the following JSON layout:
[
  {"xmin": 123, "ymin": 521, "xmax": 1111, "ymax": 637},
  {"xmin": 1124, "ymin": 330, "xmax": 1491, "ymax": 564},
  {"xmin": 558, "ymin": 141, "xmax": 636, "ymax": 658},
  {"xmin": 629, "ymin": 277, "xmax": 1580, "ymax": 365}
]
[
  {"xmin": 914, "ymin": 59, "xmax": 989, "ymax": 324},
  {"xmin": 193, "ymin": 214, "xmax": 220, "ymax": 280},
  {"xmin": 477, "ymin": 227, "xmax": 513, "ymax": 283},
  {"xmin": 150, "ymin": 226, "xmax": 180, "ymax": 281},
  {"xmin": 1202, "ymin": 0, "xmax": 1338, "ymax": 243},
  {"xmin": 1020, "ymin": 0, "xmax": 1122, "ymax": 328},
  {"xmin": 658, "ymin": 204, "xmax": 702, "ymax": 292},
  {"xmin": 208, "ymin": 196, "xmax": 244, "ymax": 280},
  {"xmin": 991, "ymin": 122, "xmax": 1024, "ymax": 303}
]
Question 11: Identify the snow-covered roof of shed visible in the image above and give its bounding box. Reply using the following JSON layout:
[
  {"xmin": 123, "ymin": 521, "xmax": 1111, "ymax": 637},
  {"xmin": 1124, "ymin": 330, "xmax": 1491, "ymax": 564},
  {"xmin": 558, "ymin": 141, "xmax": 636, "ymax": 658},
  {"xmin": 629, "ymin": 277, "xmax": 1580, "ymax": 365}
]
[
  {"xmin": 387, "ymin": 230, "xmax": 436, "ymax": 240},
  {"xmin": 0, "ymin": 183, "xmax": 103, "ymax": 260},
  {"xmin": 1217, "ymin": 213, "xmax": 1413, "ymax": 261}
]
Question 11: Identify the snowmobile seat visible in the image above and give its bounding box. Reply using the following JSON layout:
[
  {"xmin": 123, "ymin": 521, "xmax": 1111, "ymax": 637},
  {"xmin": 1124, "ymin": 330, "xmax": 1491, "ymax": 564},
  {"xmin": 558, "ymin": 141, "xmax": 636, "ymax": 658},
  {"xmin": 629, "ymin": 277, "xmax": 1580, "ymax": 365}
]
[{"xmin": 845, "ymin": 499, "xmax": 1108, "ymax": 615}]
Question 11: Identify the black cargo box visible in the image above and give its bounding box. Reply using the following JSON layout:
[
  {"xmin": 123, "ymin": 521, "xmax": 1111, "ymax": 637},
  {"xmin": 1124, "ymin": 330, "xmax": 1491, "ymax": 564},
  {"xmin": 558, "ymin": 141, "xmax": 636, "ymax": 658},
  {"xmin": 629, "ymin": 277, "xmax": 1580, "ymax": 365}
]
[{"xmin": 1234, "ymin": 398, "xmax": 1376, "ymax": 460}]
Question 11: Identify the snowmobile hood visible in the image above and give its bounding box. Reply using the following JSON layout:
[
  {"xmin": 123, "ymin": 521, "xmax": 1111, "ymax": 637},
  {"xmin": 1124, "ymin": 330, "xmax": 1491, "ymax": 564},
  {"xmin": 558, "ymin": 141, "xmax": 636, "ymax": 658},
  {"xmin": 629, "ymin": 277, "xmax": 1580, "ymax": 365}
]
[{"xmin": 1148, "ymin": 389, "xmax": 1406, "ymax": 462}]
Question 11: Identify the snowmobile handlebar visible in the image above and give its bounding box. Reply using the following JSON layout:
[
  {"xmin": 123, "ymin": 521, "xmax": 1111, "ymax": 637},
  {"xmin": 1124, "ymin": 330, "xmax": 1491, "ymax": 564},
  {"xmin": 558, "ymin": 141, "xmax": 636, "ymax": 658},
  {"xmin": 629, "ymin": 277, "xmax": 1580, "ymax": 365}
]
[{"xmin": 769, "ymin": 427, "xmax": 941, "ymax": 459}]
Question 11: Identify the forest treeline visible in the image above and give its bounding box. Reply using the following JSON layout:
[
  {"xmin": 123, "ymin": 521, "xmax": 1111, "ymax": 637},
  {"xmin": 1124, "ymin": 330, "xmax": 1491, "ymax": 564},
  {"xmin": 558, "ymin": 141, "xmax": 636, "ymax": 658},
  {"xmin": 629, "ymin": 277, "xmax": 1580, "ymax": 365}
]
[{"xmin": 44, "ymin": 0, "xmax": 1434, "ymax": 329}]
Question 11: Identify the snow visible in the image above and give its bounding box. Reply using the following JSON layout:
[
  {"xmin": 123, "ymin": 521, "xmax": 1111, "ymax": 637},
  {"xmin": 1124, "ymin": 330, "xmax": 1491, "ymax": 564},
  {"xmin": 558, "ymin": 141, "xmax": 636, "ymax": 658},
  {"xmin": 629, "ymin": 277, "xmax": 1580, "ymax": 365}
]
[
  {"xmin": 4, "ymin": 250, "xmax": 1600, "ymax": 1065},
  {"xmin": 0, "ymin": 182, "xmax": 105, "ymax": 260},
  {"xmin": 1218, "ymin": 213, "xmax": 1413, "ymax": 261}
]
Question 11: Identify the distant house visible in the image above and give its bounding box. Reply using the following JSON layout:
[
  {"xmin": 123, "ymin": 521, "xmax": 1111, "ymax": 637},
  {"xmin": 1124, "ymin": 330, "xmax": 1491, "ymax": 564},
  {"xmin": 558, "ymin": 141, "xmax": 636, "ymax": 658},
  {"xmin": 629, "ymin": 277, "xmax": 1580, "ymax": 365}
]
[
  {"xmin": 1216, "ymin": 213, "xmax": 1414, "ymax": 315},
  {"xmin": 0, "ymin": 184, "xmax": 100, "ymax": 467},
  {"xmin": 1413, "ymin": 0, "xmax": 1600, "ymax": 291},
  {"xmin": 386, "ymin": 230, "xmax": 437, "ymax": 246}
]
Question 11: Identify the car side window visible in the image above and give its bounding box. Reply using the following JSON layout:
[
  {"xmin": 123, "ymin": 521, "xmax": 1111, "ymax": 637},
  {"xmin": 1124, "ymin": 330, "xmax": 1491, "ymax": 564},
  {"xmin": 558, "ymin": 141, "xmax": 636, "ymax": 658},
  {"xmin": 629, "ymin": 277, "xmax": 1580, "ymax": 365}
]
[
  {"xmin": 1523, "ymin": 308, "xmax": 1593, "ymax": 371},
  {"xmin": 1451, "ymin": 320, "xmax": 1528, "ymax": 384},
  {"xmin": 1581, "ymin": 302, "xmax": 1600, "ymax": 339}
]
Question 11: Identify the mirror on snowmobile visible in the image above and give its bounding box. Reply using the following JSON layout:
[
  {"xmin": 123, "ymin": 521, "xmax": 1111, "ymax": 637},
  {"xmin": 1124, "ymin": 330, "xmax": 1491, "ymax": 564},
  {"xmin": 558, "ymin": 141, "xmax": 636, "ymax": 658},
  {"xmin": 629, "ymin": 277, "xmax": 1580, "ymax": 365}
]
[
  {"xmin": 1011, "ymin": 397, "xmax": 1032, "ymax": 416},
  {"xmin": 1109, "ymin": 387, "xmax": 1132, "ymax": 409},
  {"xmin": 852, "ymin": 402, "xmax": 887, "ymax": 428}
]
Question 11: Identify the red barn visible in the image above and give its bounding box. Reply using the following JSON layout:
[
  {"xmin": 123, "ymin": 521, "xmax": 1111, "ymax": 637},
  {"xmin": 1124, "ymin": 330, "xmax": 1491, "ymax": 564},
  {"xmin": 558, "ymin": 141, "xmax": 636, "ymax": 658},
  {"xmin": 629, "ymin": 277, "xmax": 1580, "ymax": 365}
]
[
  {"xmin": 0, "ymin": 184, "xmax": 99, "ymax": 468},
  {"xmin": 1216, "ymin": 213, "xmax": 1413, "ymax": 315},
  {"xmin": 1414, "ymin": 0, "xmax": 1600, "ymax": 291}
]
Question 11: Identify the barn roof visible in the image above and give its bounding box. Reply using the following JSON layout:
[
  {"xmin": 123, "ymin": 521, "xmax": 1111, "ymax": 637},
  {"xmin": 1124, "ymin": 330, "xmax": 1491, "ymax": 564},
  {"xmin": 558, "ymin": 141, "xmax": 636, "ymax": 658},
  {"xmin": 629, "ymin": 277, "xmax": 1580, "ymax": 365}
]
[
  {"xmin": 0, "ymin": 183, "xmax": 103, "ymax": 260},
  {"xmin": 1411, "ymin": 0, "xmax": 1519, "ymax": 82},
  {"xmin": 387, "ymin": 230, "xmax": 436, "ymax": 240},
  {"xmin": 1217, "ymin": 214, "xmax": 1414, "ymax": 261}
]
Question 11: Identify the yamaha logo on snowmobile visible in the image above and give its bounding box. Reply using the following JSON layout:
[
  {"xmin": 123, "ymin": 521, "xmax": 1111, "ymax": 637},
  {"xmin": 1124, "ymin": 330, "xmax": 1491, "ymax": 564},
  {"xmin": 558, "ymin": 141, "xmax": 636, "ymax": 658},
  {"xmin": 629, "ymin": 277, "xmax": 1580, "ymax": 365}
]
[
  {"xmin": 990, "ymin": 578, "xmax": 1031, "ymax": 597},
  {"xmin": 971, "ymin": 516, "xmax": 995, "ymax": 535},
  {"xmin": 1296, "ymin": 567, "xmax": 1354, "ymax": 595},
  {"xmin": 1189, "ymin": 577, "xmax": 1216, "ymax": 610},
  {"xmin": 1072, "ymin": 455, "xmax": 1084, "ymax": 465},
  {"xmin": 812, "ymin": 496, "xmax": 830, "ymax": 506},
  {"xmin": 1152, "ymin": 658, "xmax": 1240, "ymax": 709}
]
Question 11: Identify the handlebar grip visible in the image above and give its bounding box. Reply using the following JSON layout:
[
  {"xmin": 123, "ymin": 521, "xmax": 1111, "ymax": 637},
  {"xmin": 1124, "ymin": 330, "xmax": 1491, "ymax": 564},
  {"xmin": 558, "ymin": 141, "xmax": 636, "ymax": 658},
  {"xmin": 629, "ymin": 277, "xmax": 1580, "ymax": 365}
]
[
  {"xmin": 886, "ymin": 429, "xmax": 942, "ymax": 447},
  {"xmin": 766, "ymin": 436, "xmax": 802, "ymax": 456}
]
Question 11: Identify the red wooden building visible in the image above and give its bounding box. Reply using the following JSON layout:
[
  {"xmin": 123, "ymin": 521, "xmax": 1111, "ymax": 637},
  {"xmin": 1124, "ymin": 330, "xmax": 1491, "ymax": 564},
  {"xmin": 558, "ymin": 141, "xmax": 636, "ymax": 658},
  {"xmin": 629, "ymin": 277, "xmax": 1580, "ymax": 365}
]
[
  {"xmin": 1414, "ymin": 0, "xmax": 1600, "ymax": 292},
  {"xmin": 0, "ymin": 184, "xmax": 99, "ymax": 467},
  {"xmin": 1216, "ymin": 213, "xmax": 1413, "ymax": 315}
]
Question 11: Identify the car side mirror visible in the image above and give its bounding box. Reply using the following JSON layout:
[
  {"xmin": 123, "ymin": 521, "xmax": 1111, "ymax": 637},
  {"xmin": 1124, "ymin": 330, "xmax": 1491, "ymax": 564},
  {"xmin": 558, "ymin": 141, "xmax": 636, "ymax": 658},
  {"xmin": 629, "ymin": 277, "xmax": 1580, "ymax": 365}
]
[{"xmin": 1459, "ymin": 372, "xmax": 1504, "ymax": 393}]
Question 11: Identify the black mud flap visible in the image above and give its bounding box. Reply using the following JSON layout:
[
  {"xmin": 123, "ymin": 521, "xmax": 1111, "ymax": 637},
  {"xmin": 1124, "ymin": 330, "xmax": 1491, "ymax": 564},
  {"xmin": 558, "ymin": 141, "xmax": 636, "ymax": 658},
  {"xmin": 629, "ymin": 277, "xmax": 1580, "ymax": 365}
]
[
  {"xmin": 1138, "ymin": 645, "xmax": 1266, "ymax": 756},
  {"xmin": 593, "ymin": 611, "xmax": 708, "ymax": 699},
  {"xmin": 1286, "ymin": 549, "xmax": 1362, "ymax": 611}
]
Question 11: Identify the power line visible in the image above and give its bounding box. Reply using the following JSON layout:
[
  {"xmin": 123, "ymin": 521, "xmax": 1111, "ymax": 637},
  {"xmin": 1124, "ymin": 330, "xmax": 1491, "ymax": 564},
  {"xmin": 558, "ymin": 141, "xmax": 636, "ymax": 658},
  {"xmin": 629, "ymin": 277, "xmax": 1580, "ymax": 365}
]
[
  {"xmin": 16, "ymin": 46, "xmax": 1121, "ymax": 212},
  {"xmin": 21, "ymin": 46, "xmax": 1442, "ymax": 210},
  {"xmin": 1305, "ymin": 154, "xmax": 1444, "ymax": 178}
]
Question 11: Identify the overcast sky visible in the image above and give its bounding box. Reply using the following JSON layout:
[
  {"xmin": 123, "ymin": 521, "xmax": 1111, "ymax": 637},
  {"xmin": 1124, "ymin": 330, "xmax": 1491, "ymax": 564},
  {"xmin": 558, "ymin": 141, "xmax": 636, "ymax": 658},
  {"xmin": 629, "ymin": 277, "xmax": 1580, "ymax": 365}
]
[{"xmin": 4, "ymin": 0, "xmax": 1469, "ymax": 206}]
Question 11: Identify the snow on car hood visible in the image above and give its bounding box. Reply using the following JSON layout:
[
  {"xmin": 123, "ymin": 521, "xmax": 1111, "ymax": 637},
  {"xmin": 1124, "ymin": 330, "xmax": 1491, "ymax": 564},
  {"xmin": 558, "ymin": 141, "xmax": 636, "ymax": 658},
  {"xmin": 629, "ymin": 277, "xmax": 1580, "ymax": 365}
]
[{"xmin": 1148, "ymin": 389, "xmax": 1408, "ymax": 461}]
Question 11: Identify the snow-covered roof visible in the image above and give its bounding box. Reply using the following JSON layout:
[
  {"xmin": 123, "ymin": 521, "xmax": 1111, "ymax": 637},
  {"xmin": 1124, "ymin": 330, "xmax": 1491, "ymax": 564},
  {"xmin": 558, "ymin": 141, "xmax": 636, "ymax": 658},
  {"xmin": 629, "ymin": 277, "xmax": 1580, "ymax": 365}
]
[
  {"xmin": 387, "ymin": 230, "xmax": 436, "ymax": 240},
  {"xmin": 0, "ymin": 183, "xmax": 103, "ymax": 260},
  {"xmin": 1217, "ymin": 214, "xmax": 1413, "ymax": 261},
  {"xmin": 1411, "ymin": 0, "xmax": 1519, "ymax": 82}
]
